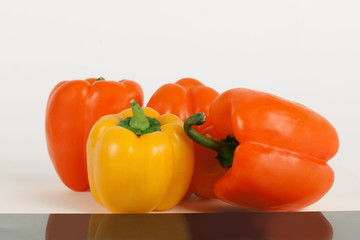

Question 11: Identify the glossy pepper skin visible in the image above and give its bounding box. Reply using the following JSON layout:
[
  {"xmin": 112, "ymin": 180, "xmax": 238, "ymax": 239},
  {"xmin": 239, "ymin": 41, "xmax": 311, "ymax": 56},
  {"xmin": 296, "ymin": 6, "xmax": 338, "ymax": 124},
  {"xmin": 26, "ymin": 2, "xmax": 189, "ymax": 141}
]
[
  {"xmin": 189, "ymin": 127, "xmax": 228, "ymax": 199},
  {"xmin": 45, "ymin": 78, "xmax": 143, "ymax": 191},
  {"xmin": 185, "ymin": 88, "xmax": 339, "ymax": 211},
  {"xmin": 147, "ymin": 78, "xmax": 219, "ymax": 197},
  {"xmin": 87, "ymin": 101, "xmax": 194, "ymax": 213},
  {"xmin": 147, "ymin": 78, "xmax": 219, "ymax": 131}
]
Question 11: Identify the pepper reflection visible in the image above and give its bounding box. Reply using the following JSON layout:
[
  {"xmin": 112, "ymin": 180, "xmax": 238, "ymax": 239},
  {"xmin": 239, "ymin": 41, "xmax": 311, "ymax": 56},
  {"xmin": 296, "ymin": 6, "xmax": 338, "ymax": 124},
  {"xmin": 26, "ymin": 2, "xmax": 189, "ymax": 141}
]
[
  {"xmin": 45, "ymin": 211, "xmax": 332, "ymax": 240},
  {"xmin": 88, "ymin": 214, "xmax": 190, "ymax": 240},
  {"xmin": 46, "ymin": 214, "xmax": 190, "ymax": 240},
  {"xmin": 185, "ymin": 212, "xmax": 333, "ymax": 240},
  {"xmin": 45, "ymin": 214, "xmax": 90, "ymax": 240}
]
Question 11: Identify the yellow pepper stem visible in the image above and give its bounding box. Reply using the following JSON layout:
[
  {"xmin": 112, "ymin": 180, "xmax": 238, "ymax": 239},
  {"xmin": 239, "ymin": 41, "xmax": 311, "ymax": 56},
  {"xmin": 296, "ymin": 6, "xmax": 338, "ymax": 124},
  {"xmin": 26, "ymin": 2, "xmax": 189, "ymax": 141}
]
[
  {"xmin": 129, "ymin": 99, "xmax": 150, "ymax": 131},
  {"xmin": 118, "ymin": 100, "xmax": 161, "ymax": 135}
]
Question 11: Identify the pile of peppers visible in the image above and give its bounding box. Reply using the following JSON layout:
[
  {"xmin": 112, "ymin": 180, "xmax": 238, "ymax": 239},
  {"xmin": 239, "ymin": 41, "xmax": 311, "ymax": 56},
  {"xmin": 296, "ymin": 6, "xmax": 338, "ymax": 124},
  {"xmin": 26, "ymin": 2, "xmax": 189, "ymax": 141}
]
[{"xmin": 45, "ymin": 77, "xmax": 339, "ymax": 213}]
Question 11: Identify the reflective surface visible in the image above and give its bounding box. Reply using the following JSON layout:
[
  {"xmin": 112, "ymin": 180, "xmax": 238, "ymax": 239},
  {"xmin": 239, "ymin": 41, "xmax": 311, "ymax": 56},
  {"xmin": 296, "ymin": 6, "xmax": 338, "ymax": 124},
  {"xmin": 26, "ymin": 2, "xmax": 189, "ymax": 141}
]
[{"xmin": 0, "ymin": 211, "xmax": 359, "ymax": 239}]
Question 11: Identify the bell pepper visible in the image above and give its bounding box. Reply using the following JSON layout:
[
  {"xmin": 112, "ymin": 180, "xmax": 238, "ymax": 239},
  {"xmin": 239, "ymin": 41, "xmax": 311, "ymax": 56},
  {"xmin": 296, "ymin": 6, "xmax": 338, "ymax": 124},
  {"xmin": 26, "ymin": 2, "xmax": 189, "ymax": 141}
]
[
  {"xmin": 86, "ymin": 100, "xmax": 194, "ymax": 213},
  {"xmin": 147, "ymin": 78, "xmax": 219, "ymax": 197},
  {"xmin": 45, "ymin": 78, "xmax": 143, "ymax": 191},
  {"xmin": 184, "ymin": 88, "xmax": 339, "ymax": 211},
  {"xmin": 147, "ymin": 78, "xmax": 219, "ymax": 131}
]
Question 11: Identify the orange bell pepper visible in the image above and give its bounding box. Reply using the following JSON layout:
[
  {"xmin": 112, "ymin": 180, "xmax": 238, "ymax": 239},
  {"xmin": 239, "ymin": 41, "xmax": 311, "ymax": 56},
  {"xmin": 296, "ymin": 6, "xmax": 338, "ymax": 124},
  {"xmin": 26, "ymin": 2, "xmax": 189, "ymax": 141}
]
[
  {"xmin": 184, "ymin": 88, "xmax": 339, "ymax": 211},
  {"xmin": 147, "ymin": 78, "xmax": 219, "ymax": 197},
  {"xmin": 45, "ymin": 78, "xmax": 143, "ymax": 191},
  {"xmin": 147, "ymin": 78, "xmax": 219, "ymax": 131}
]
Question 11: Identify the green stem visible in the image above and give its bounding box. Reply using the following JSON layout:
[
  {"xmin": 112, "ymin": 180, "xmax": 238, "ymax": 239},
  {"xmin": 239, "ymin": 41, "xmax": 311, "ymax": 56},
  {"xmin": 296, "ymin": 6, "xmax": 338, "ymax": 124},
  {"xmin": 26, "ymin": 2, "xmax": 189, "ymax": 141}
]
[
  {"xmin": 183, "ymin": 113, "xmax": 223, "ymax": 152},
  {"xmin": 129, "ymin": 99, "xmax": 150, "ymax": 131},
  {"xmin": 96, "ymin": 77, "xmax": 105, "ymax": 81},
  {"xmin": 184, "ymin": 113, "xmax": 239, "ymax": 168},
  {"xmin": 118, "ymin": 100, "xmax": 160, "ymax": 135}
]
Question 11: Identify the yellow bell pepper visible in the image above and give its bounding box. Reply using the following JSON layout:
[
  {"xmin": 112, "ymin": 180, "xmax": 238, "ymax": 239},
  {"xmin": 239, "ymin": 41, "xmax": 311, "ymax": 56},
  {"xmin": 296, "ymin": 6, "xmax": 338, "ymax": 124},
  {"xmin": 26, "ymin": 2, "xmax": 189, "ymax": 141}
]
[{"xmin": 86, "ymin": 100, "xmax": 194, "ymax": 213}]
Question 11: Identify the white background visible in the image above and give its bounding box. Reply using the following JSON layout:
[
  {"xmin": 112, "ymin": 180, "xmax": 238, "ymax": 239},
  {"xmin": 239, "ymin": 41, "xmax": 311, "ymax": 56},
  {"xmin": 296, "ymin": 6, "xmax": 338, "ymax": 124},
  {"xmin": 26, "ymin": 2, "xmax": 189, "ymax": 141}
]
[{"xmin": 0, "ymin": 0, "xmax": 359, "ymax": 213}]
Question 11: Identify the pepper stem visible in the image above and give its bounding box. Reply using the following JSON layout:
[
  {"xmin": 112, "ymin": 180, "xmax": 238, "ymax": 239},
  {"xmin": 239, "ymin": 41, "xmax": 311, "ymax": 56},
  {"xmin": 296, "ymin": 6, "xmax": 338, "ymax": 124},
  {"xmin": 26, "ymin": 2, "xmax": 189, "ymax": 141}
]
[
  {"xmin": 96, "ymin": 77, "xmax": 105, "ymax": 81},
  {"xmin": 129, "ymin": 99, "xmax": 150, "ymax": 131},
  {"xmin": 184, "ymin": 113, "xmax": 239, "ymax": 168},
  {"xmin": 184, "ymin": 113, "xmax": 223, "ymax": 152}
]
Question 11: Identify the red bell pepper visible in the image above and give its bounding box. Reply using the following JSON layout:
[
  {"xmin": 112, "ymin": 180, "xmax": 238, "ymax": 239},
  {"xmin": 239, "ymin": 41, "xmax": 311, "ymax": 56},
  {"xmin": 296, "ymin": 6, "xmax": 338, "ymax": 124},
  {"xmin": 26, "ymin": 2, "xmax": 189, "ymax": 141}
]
[
  {"xmin": 45, "ymin": 78, "xmax": 143, "ymax": 191},
  {"xmin": 147, "ymin": 78, "xmax": 219, "ymax": 131},
  {"xmin": 184, "ymin": 88, "xmax": 339, "ymax": 211},
  {"xmin": 147, "ymin": 78, "xmax": 219, "ymax": 197}
]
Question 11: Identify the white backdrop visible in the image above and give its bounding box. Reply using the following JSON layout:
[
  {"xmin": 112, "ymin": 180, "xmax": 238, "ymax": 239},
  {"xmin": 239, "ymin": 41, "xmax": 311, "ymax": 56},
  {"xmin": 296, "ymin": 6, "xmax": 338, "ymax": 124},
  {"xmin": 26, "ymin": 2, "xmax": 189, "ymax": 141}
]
[{"xmin": 0, "ymin": 0, "xmax": 359, "ymax": 213}]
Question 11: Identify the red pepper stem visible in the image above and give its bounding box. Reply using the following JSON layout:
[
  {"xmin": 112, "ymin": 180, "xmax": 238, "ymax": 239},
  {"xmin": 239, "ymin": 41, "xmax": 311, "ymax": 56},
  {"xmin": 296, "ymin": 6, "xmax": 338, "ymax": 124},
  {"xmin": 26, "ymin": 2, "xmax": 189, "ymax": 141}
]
[
  {"xmin": 184, "ymin": 113, "xmax": 223, "ymax": 152},
  {"xmin": 184, "ymin": 113, "xmax": 238, "ymax": 168}
]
